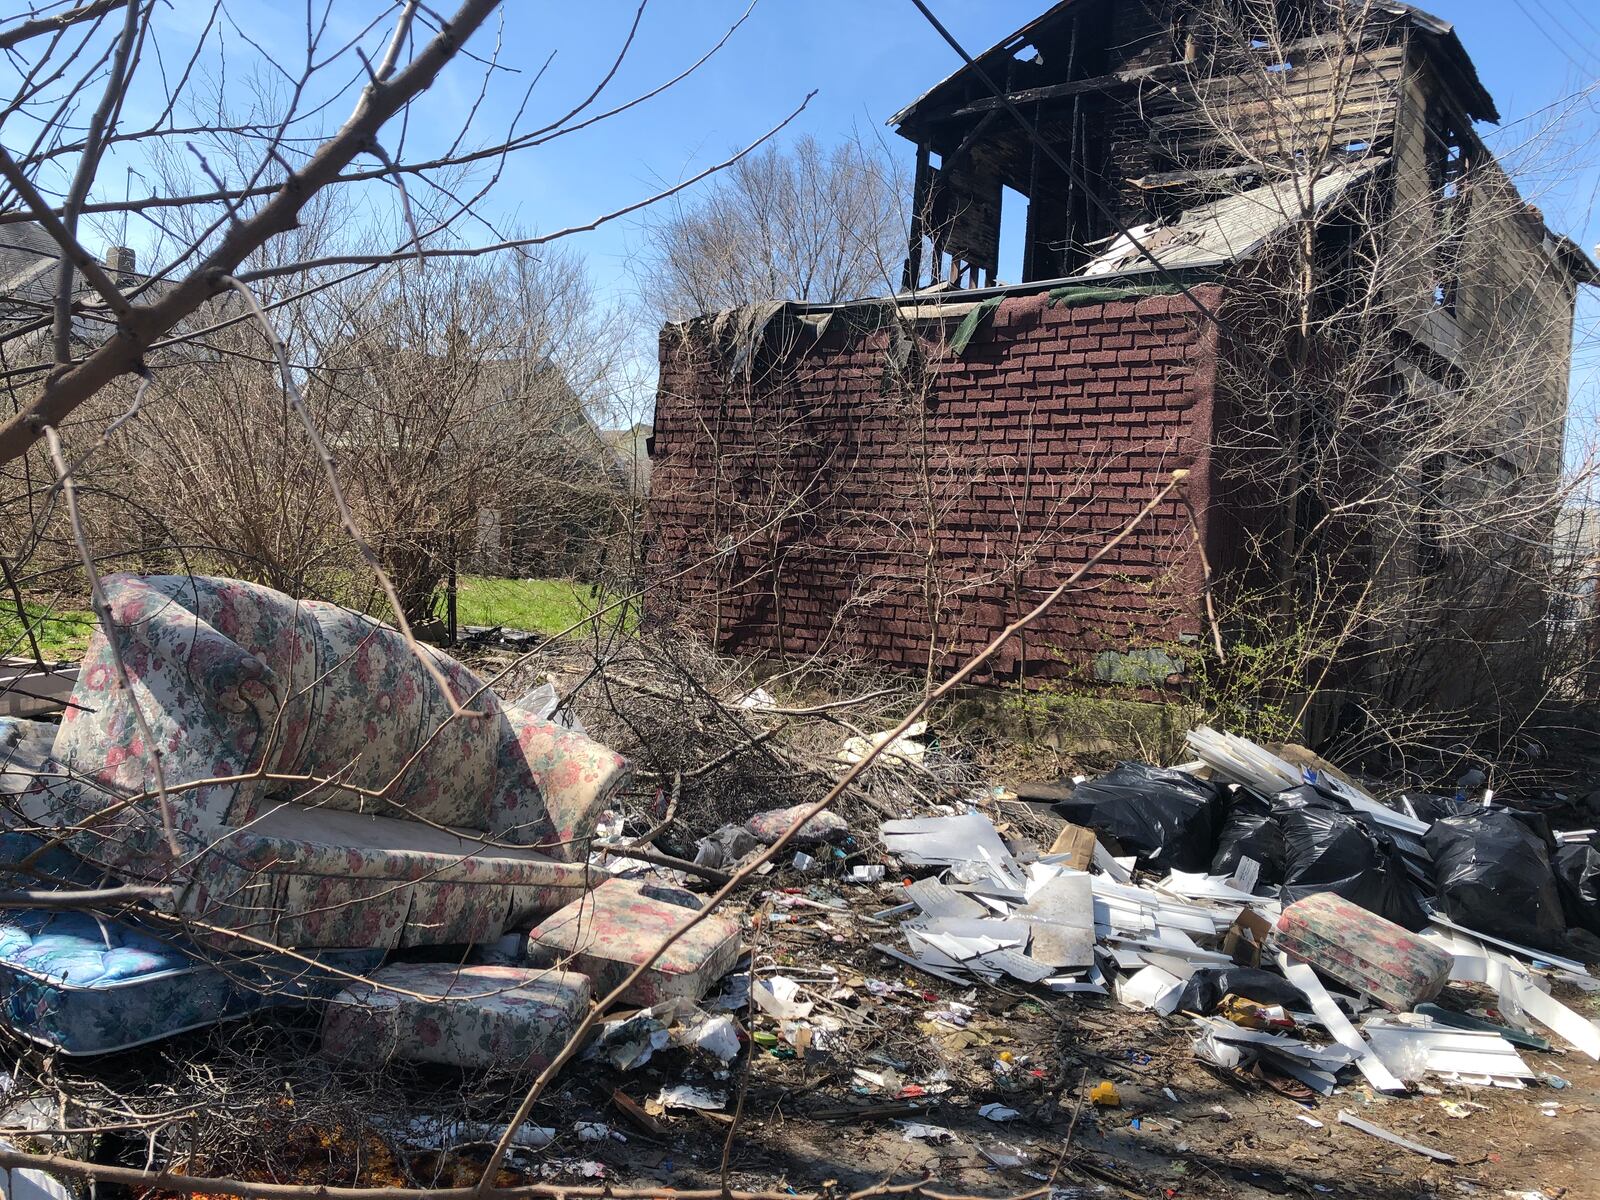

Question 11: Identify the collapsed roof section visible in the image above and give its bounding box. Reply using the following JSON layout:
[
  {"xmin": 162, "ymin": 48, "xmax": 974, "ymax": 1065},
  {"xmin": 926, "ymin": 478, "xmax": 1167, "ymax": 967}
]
[
  {"xmin": 884, "ymin": 0, "xmax": 1526, "ymax": 291},
  {"xmin": 1080, "ymin": 158, "xmax": 1384, "ymax": 278}
]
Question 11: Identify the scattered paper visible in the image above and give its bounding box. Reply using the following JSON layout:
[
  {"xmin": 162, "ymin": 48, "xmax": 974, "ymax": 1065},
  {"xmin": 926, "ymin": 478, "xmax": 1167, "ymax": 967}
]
[
  {"xmin": 753, "ymin": 976, "xmax": 813, "ymax": 1021},
  {"xmin": 655, "ymin": 1085, "xmax": 727, "ymax": 1111}
]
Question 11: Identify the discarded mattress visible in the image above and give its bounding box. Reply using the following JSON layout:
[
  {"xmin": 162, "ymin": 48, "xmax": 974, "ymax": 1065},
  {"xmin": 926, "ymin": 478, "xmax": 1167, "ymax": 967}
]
[
  {"xmin": 0, "ymin": 909, "xmax": 380, "ymax": 1055},
  {"xmin": 1275, "ymin": 892, "xmax": 1450, "ymax": 1010},
  {"xmin": 321, "ymin": 963, "xmax": 590, "ymax": 1071},
  {"xmin": 15, "ymin": 574, "xmax": 633, "ymax": 949},
  {"xmin": 524, "ymin": 877, "xmax": 742, "ymax": 1006}
]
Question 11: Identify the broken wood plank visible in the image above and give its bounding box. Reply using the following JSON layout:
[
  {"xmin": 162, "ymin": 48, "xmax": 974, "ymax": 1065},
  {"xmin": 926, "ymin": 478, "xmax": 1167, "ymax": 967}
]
[{"xmin": 1337, "ymin": 1110, "xmax": 1456, "ymax": 1163}]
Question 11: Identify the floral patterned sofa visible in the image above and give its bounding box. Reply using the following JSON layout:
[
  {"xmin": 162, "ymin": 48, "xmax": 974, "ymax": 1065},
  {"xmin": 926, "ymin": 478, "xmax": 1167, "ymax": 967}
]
[{"xmin": 30, "ymin": 574, "xmax": 630, "ymax": 950}]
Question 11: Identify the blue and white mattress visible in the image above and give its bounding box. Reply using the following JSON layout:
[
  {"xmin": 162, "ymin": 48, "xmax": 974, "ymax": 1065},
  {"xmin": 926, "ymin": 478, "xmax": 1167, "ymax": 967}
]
[{"xmin": 0, "ymin": 909, "xmax": 382, "ymax": 1055}]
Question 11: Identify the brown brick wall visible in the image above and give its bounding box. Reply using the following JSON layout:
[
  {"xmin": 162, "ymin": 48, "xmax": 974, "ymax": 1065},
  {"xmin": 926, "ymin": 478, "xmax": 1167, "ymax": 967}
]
[{"xmin": 645, "ymin": 286, "xmax": 1224, "ymax": 686}]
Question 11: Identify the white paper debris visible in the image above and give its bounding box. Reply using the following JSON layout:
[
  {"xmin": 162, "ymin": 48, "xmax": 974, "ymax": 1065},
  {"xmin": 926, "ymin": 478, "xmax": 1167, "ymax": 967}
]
[
  {"xmin": 655, "ymin": 1085, "xmax": 728, "ymax": 1111},
  {"xmin": 753, "ymin": 976, "xmax": 813, "ymax": 1020}
]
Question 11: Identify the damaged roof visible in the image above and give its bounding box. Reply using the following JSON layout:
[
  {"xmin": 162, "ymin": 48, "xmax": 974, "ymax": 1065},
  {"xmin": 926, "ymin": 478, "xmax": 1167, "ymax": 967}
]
[
  {"xmin": 1082, "ymin": 159, "xmax": 1384, "ymax": 278},
  {"xmin": 888, "ymin": 0, "xmax": 1499, "ymax": 132}
]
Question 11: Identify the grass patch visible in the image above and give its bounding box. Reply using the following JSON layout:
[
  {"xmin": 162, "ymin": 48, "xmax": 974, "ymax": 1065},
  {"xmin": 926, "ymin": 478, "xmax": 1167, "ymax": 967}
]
[
  {"xmin": 0, "ymin": 601, "xmax": 97, "ymax": 662},
  {"xmin": 448, "ymin": 575, "xmax": 629, "ymax": 637}
]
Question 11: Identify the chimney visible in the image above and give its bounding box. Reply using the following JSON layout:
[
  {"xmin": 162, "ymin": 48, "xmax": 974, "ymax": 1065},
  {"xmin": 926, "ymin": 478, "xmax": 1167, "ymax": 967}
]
[{"xmin": 104, "ymin": 246, "xmax": 136, "ymax": 278}]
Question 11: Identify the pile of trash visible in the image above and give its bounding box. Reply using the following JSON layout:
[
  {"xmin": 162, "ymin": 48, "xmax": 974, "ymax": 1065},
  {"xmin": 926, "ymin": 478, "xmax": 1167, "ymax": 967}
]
[{"xmin": 864, "ymin": 725, "xmax": 1600, "ymax": 1161}]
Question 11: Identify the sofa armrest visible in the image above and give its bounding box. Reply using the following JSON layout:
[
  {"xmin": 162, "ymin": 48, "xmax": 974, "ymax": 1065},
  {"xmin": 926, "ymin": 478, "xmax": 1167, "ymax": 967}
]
[
  {"xmin": 492, "ymin": 717, "xmax": 631, "ymax": 863},
  {"xmin": 53, "ymin": 575, "xmax": 280, "ymax": 857}
]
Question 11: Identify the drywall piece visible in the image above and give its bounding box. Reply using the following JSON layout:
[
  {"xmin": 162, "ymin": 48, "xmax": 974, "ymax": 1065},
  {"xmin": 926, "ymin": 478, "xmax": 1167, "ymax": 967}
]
[
  {"xmin": 1361, "ymin": 1020, "xmax": 1533, "ymax": 1082},
  {"xmin": 1017, "ymin": 871, "xmax": 1095, "ymax": 967},
  {"xmin": 1027, "ymin": 923, "xmax": 1095, "ymax": 969},
  {"xmin": 1429, "ymin": 915, "xmax": 1590, "ymax": 977},
  {"xmin": 873, "ymin": 942, "xmax": 968, "ymax": 985},
  {"xmin": 1336, "ymin": 1110, "xmax": 1456, "ymax": 1163},
  {"xmin": 905, "ymin": 877, "xmax": 989, "ymax": 920},
  {"xmin": 1019, "ymin": 871, "xmax": 1093, "ymax": 925},
  {"xmin": 1277, "ymin": 953, "xmax": 1406, "ymax": 1093},
  {"xmin": 1506, "ymin": 970, "xmax": 1600, "ymax": 1060},
  {"xmin": 1115, "ymin": 964, "xmax": 1186, "ymax": 1014}
]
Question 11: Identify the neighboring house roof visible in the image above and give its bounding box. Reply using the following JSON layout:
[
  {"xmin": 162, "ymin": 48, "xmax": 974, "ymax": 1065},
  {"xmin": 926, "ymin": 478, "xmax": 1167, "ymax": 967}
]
[
  {"xmin": 0, "ymin": 221, "xmax": 158, "ymax": 343},
  {"xmin": 1082, "ymin": 159, "xmax": 1384, "ymax": 278},
  {"xmin": 0, "ymin": 221, "xmax": 69, "ymax": 312}
]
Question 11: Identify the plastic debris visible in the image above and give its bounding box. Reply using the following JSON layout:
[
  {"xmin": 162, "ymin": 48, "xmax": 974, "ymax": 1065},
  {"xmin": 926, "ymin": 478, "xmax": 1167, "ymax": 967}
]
[
  {"xmin": 589, "ymin": 1009, "xmax": 671, "ymax": 1071},
  {"xmin": 979, "ymin": 1103, "xmax": 1020, "ymax": 1121},
  {"xmin": 654, "ymin": 1085, "xmax": 728, "ymax": 1111},
  {"xmin": 390, "ymin": 1116, "xmax": 556, "ymax": 1151},
  {"xmin": 1427, "ymin": 811, "xmax": 1568, "ymax": 950},
  {"xmin": 753, "ymin": 976, "xmax": 812, "ymax": 1020},
  {"xmin": 1051, "ymin": 762, "xmax": 1224, "ymax": 873},
  {"xmin": 1089, "ymin": 1081, "xmax": 1121, "ymax": 1107},
  {"xmin": 1336, "ymin": 1109, "xmax": 1456, "ymax": 1163},
  {"xmin": 840, "ymin": 722, "xmax": 927, "ymax": 766},
  {"xmin": 679, "ymin": 1011, "xmax": 742, "ymax": 1063},
  {"xmin": 736, "ymin": 686, "xmax": 776, "ymax": 710}
]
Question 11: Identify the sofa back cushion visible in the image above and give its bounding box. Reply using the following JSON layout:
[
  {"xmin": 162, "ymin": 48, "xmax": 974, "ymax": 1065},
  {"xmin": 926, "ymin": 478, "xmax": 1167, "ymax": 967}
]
[{"xmin": 53, "ymin": 575, "xmax": 546, "ymax": 858}]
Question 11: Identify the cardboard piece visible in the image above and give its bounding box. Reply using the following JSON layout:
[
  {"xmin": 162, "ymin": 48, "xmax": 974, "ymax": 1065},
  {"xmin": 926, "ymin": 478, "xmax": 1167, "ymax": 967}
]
[
  {"xmin": 1224, "ymin": 908, "xmax": 1274, "ymax": 967},
  {"xmin": 1048, "ymin": 822, "xmax": 1099, "ymax": 872}
]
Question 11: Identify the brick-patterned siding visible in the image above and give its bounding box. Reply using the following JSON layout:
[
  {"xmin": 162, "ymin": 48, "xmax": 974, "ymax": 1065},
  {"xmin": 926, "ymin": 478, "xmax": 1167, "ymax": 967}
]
[{"xmin": 645, "ymin": 286, "xmax": 1224, "ymax": 686}]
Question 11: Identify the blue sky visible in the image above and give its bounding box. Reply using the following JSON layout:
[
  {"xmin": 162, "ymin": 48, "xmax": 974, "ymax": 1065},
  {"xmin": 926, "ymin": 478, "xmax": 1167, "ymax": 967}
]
[
  {"xmin": 75, "ymin": 1, "xmax": 1600, "ymax": 419},
  {"xmin": 453, "ymin": 0, "xmax": 1600, "ymax": 419},
  {"xmin": 475, "ymin": 1, "xmax": 1600, "ymax": 277}
]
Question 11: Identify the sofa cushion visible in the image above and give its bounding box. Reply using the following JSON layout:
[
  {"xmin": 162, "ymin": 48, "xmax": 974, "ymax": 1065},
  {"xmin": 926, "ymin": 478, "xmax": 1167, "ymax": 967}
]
[
  {"xmin": 36, "ymin": 575, "xmax": 631, "ymax": 949},
  {"xmin": 321, "ymin": 963, "xmax": 591, "ymax": 1071},
  {"xmin": 525, "ymin": 878, "xmax": 742, "ymax": 1006}
]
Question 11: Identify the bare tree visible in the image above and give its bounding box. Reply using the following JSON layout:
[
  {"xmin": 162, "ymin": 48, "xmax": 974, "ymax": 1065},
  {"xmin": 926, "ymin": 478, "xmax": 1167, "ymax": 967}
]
[
  {"xmin": 1138, "ymin": 0, "xmax": 1600, "ymax": 747},
  {"xmin": 635, "ymin": 133, "xmax": 909, "ymax": 322}
]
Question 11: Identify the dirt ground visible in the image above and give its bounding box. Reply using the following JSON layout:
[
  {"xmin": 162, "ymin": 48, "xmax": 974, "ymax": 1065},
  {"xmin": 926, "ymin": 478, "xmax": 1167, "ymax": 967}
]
[
  {"xmin": 518, "ymin": 864, "xmax": 1599, "ymax": 1200},
  {"xmin": 23, "ymin": 648, "xmax": 1600, "ymax": 1200}
]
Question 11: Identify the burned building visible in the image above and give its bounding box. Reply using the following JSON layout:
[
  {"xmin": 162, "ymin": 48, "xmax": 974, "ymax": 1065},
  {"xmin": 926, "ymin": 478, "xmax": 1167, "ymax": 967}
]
[{"xmin": 645, "ymin": 0, "xmax": 1596, "ymax": 718}]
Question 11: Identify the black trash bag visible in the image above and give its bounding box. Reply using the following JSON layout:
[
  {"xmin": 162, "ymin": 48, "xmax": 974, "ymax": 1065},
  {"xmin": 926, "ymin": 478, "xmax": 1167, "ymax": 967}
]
[
  {"xmin": 1403, "ymin": 792, "xmax": 1479, "ymax": 823},
  {"xmin": 1554, "ymin": 842, "xmax": 1600, "ymax": 937},
  {"xmin": 1424, "ymin": 811, "xmax": 1568, "ymax": 950},
  {"xmin": 1051, "ymin": 762, "xmax": 1224, "ymax": 873},
  {"xmin": 1276, "ymin": 786, "xmax": 1430, "ymax": 930},
  {"xmin": 1174, "ymin": 967, "xmax": 1308, "ymax": 1016},
  {"xmin": 1211, "ymin": 793, "xmax": 1286, "ymax": 886}
]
